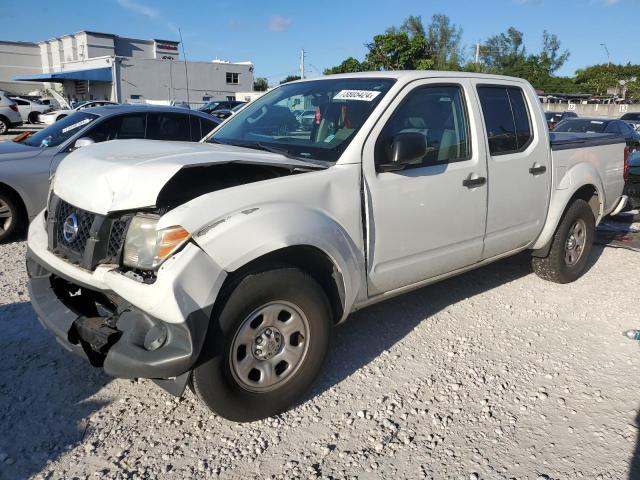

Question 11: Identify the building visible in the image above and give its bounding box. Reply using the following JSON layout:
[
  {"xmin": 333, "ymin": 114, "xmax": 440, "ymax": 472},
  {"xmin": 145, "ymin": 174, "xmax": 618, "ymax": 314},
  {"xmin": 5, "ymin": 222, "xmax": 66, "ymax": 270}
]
[{"xmin": 0, "ymin": 31, "xmax": 254, "ymax": 106}]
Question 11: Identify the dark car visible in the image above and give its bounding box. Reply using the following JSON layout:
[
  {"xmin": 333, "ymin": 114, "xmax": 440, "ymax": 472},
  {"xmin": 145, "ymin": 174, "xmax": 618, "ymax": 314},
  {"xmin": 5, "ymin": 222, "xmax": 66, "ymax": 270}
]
[
  {"xmin": 198, "ymin": 100, "xmax": 246, "ymax": 115},
  {"xmin": 209, "ymin": 103, "xmax": 248, "ymax": 120},
  {"xmin": 553, "ymin": 117, "xmax": 640, "ymax": 209},
  {"xmin": 545, "ymin": 111, "xmax": 577, "ymax": 130},
  {"xmin": 621, "ymin": 112, "xmax": 640, "ymax": 131}
]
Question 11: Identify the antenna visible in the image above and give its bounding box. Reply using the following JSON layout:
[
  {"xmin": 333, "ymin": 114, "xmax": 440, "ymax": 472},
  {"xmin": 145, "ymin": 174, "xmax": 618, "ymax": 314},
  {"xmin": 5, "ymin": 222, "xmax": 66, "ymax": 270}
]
[
  {"xmin": 178, "ymin": 27, "xmax": 193, "ymax": 139},
  {"xmin": 178, "ymin": 28, "xmax": 191, "ymax": 107}
]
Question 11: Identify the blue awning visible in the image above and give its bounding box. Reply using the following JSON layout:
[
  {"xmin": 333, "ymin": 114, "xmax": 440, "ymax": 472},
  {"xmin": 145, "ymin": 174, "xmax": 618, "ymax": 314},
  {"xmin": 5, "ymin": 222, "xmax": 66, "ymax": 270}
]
[{"xmin": 13, "ymin": 67, "xmax": 112, "ymax": 83}]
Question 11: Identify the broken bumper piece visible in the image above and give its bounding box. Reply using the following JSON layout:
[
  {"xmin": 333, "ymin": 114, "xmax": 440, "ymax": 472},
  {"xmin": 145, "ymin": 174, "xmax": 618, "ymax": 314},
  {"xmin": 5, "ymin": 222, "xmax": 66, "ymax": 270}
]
[{"xmin": 26, "ymin": 249, "xmax": 210, "ymax": 396}]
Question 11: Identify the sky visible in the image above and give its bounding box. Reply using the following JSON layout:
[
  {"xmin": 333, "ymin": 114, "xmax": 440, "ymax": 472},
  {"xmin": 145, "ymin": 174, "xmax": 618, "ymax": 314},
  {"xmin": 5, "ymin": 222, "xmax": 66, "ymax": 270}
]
[{"xmin": 1, "ymin": 0, "xmax": 637, "ymax": 84}]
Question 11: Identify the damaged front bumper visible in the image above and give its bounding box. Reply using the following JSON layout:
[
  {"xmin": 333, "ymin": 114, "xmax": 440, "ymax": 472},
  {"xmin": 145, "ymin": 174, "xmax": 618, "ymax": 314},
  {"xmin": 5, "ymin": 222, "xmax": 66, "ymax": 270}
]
[{"xmin": 25, "ymin": 211, "xmax": 227, "ymax": 396}]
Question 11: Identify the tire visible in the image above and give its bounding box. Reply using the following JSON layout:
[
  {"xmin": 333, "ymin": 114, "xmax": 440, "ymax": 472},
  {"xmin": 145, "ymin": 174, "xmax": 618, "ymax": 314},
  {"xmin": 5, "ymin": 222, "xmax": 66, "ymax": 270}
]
[
  {"xmin": 0, "ymin": 189, "xmax": 23, "ymax": 243},
  {"xmin": 532, "ymin": 199, "xmax": 595, "ymax": 284},
  {"xmin": 0, "ymin": 117, "xmax": 8, "ymax": 135},
  {"xmin": 192, "ymin": 268, "xmax": 332, "ymax": 422},
  {"xmin": 28, "ymin": 112, "xmax": 40, "ymax": 124}
]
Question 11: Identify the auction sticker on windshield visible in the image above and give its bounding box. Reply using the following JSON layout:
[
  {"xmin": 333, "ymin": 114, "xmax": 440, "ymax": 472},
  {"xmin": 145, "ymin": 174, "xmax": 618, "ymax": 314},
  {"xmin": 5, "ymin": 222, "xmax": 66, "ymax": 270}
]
[
  {"xmin": 61, "ymin": 118, "xmax": 93, "ymax": 133},
  {"xmin": 333, "ymin": 90, "xmax": 381, "ymax": 101}
]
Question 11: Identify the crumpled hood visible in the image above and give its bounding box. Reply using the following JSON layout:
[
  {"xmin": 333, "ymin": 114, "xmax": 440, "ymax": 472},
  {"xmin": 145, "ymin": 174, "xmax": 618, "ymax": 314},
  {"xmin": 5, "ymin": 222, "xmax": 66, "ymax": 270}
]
[
  {"xmin": 0, "ymin": 140, "xmax": 43, "ymax": 161},
  {"xmin": 53, "ymin": 139, "xmax": 316, "ymax": 214}
]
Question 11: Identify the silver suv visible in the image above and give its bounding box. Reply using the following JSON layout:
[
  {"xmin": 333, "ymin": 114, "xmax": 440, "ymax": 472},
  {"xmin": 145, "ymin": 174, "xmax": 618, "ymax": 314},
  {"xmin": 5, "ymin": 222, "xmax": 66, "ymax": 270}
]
[{"xmin": 0, "ymin": 92, "xmax": 23, "ymax": 134}]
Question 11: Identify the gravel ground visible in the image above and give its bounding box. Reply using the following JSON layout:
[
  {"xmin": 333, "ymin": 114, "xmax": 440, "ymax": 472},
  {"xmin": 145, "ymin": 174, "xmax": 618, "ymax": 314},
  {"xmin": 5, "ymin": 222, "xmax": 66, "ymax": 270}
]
[{"xmin": 1, "ymin": 236, "xmax": 639, "ymax": 480}]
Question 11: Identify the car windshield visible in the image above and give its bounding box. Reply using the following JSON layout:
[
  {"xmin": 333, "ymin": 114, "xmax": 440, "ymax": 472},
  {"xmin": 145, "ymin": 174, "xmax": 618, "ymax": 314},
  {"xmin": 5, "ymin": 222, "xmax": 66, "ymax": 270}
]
[
  {"xmin": 545, "ymin": 112, "xmax": 564, "ymax": 122},
  {"xmin": 209, "ymin": 78, "xmax": 395, "ymax": 162},
  {"xmin": 621, "ymin": 113, "xmax": 640, "ymax": 120},
  {"xmin": 199, "ymin": 101, "xmax": 221, "ymax": 111},
  {"xmin": 22, "ymin": 112, "xmax": 99, "ymax": 148},
  {"xmin": 553, "ymin": 119, "xmax": 607, "ymax": 133}
]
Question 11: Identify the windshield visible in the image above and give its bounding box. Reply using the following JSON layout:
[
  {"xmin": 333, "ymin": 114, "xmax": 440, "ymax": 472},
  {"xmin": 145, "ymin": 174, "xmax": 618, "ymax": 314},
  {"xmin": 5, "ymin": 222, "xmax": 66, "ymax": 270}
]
[
  {"xmin": 545, "ymin": 112, "xmax": 564, "ymax": 122},
  {"xmin": 199, "ymin": 101, "xmax": 221, "ymax": 111},
  {"xmin": 22, "ymin": 112, "xmax": 99, "ymax": 147},
  {"xmin": 209, "ymin": 78, "xmax": 395, "ymax": 162},
  {"xmin": 553, "ymin": 119, "xmax": 607, "ymax": 133},
  {"xmin": 621, "ymin": 113, "xmax": 640, "ymax": 120}
]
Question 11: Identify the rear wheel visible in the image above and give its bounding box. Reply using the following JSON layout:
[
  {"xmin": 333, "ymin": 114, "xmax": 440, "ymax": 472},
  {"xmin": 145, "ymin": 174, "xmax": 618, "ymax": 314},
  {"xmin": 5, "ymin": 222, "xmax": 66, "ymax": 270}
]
[
  {"xmin": 0, "ymin": 118, "xmax": 8, "ymax": 135},
  {"xmin": 0, "ymin": 190, "xmax": 23, "ymax": 243},
  {"xmin": 28, "ymin": 111, "xmax": 40, "ymax": 124},
  {"xmin": 192, "ymin": 268, "xmax": 332, "ymax": 422},
  {"xmin": 532, "ymin": 199, "xmax": 595, "ymax": 284}
]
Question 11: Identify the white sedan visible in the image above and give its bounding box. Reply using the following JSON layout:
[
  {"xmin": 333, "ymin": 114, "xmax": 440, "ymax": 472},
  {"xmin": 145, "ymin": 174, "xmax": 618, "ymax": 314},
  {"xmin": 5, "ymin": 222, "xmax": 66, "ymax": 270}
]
[{"xmin": 38, "ymin": 100, "xmax": 118, "ymax": 125}]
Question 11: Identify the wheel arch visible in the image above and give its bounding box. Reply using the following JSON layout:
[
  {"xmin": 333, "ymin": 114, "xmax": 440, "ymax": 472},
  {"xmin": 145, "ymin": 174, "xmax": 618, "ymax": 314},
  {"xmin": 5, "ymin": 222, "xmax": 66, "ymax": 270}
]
[
  {"xmin": 0, "ymin": 181, "xmax": 28, "ymax": 217},
  {"xmin": 532, "ymin": 182, "xmax": 601, "ymax": 256}
]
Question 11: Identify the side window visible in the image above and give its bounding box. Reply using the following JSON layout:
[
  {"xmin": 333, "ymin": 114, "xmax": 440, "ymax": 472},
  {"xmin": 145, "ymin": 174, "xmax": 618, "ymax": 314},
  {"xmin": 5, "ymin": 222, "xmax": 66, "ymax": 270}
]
[
  {"xmin": 477, "ymin": 86, "xmax": 533, "ymax": 155},
  {"xmin": 84, "ymin": 114, "xmax": 147, "ymax": 143},
  {"xmin": 147, "ymin": 113, "xmax": 191, "ymax": 141},
  {"xmin": 189, "ymin": 115, "xmax": 202, "ymax": 141},
  {"xmin": 375, "ymin": 85, "xmax": 471, "ymax": 170},
  {"xmin": 200, "ymin": 118, "xmax": 218, "ymax": 138},
  {"xmin": 605, "ymin": 122, "xmax": 621, "ymax": 134},
  {"xmin": 15, "ymin": 99, "xmax": 29, "ymax": 106}
]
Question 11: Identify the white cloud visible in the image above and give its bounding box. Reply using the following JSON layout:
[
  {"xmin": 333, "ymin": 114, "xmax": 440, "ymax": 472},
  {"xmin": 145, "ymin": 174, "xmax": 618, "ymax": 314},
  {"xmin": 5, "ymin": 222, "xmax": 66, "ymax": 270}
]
[
  {"xmin": 116, "ymin": 0, "xmax": 159, "ymax": 19},
  {"xmin": 268, "ymin": 15, "xmax": 292, "ymax": 32}
]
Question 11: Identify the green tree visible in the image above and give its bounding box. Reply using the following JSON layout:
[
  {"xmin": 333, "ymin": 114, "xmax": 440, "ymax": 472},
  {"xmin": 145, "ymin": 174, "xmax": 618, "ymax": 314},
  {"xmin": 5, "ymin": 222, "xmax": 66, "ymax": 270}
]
[
  {"xmin": 539, "ymin": 31, "xmax": 570, "ymax": 75},
  {"xmin": 365, "ymin": 30, "xmax": 428, "ymax": 70},
  {"xmin": 481, "ymin": 27, "xmax": 526, "ymax": 71},
  {"xmin": 426, "ymin": 14, "xmax": 463, "ymax": 69},
  {"xmin": 253, "ymin": 77, "xmax": 269, "ymax": 91},
  {"xmin": 324, "ymin": 57, "xmax": 369, "ymax": 75},
  {"xmin": 280, "ymin": 75, "xmax": 301, "ymax": 84}
]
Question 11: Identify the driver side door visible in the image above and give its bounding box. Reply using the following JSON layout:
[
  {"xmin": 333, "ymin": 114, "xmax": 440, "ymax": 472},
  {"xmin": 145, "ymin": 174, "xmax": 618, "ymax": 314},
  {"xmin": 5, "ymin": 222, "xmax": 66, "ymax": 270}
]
[{"xmin": 362, "ymin": 79, "xmax": 488, "ymax": 295}]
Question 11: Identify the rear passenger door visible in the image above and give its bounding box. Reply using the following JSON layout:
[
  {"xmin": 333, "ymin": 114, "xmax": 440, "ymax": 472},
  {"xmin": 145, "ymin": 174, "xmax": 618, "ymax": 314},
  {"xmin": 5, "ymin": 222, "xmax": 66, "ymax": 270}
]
[
  {"xmin": 475, "ymin": 83, "xmax": 550, "ymax": 259},
  {"xmin": 363, "ymin": 80, "xmax": 488, "ymax": 295}
]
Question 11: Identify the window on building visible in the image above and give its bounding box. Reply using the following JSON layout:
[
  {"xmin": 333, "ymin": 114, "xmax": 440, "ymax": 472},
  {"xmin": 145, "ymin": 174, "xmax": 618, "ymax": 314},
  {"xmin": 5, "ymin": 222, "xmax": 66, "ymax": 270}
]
[
  {"xmin": 226, "ymin": 72, "xmax": 239, "ymax": 85},
  {"xmin": 477, "ymin": 86, "xmax": 533, "ymax": 155},
  {"xmin": 202, "ymin": 96, "xmax": 211, "ymax": 102},
  {"xmin": 130, "ymin": 94, "xmax": 142, "ymax": 100},
  {"xmin": 375, "ymin": 85, "xmax": 471, "ymax": 170}
]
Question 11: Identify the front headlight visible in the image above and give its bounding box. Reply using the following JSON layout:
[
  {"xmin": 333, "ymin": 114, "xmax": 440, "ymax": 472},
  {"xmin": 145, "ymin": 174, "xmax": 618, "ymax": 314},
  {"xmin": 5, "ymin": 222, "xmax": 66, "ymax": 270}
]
[{"xmin": 123, "ymin": 214, "xmax": 191, "ymax": 270}]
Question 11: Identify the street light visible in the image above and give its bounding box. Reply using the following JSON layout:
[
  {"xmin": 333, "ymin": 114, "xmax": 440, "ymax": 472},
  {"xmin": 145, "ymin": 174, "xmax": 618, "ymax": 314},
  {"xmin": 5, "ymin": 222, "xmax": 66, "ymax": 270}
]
[{"xmin": 600, "ymin": 43, "xmax": 611, "ymax": 67}]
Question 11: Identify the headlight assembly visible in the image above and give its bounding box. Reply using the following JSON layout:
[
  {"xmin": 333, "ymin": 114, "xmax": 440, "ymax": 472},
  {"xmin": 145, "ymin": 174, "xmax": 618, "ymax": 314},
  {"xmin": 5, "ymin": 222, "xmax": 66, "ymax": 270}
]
[{"xmin": 123, "ymin": 214, "xmax": 190, "ymax": 270}]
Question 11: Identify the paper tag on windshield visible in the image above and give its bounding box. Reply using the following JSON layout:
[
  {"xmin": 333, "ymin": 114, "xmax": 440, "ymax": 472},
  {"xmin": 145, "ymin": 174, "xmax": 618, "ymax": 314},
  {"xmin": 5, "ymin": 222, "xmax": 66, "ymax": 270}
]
[
  {"xmin": 61, "ymin": 118, "xmax": 92, "ymax": 133},
  {"xmin": 333, "ymin": 90, "xmax": 381, "ymax": 102}
]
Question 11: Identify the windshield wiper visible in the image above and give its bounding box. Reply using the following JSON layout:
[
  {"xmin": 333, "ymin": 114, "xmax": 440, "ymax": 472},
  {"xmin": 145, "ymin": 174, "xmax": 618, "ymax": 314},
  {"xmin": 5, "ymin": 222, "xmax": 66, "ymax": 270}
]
[{"xmin": 244, "ymin": 142, "xmax": 331, "ymax": 169}]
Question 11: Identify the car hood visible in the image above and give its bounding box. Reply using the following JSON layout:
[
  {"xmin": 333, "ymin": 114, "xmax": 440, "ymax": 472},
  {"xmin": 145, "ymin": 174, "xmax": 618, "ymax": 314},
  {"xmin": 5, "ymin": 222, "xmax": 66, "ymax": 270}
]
[
  {"xmin": 0, "ymin": 140, "xmax": 44, "ymax": 160},
  {"xmin": 53, "ymin": 139, "xmax": 323, "ymax": 214}
]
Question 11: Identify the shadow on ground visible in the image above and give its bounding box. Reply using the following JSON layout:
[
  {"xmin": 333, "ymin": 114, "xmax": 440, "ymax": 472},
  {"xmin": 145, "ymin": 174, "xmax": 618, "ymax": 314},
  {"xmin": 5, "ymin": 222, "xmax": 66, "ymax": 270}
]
[{"xmin": 0, "ymin": 301, "xmax": 110, "ymax": 480}]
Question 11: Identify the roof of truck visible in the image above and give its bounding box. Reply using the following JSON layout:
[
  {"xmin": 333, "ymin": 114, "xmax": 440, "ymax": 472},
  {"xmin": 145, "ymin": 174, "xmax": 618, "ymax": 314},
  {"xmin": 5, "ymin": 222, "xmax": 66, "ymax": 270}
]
[{"xmin": 294, "ymin": 70, "xmax": 532, "ymax": 83}]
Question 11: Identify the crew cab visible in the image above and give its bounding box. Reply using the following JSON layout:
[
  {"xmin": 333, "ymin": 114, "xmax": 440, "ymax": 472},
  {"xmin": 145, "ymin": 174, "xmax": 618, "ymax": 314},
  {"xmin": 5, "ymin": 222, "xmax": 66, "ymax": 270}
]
[{"xmin": 26, "ymin": 72, "xmax": 627, "ymax": 422}]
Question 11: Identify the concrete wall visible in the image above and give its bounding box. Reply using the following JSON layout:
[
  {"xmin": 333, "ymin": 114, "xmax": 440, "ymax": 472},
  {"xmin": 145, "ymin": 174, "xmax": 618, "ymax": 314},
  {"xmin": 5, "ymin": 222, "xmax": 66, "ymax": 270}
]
[
  {"xmin": 0, "ymin": 41, "xmax": 42, "ymax": 95},
  {"xmin": 544, "ymin": 102, "xmax": 637, "ymax": 119},
  {"xmin": 118, "ymin": 58, "xmax": 254, "ymax": 106}
]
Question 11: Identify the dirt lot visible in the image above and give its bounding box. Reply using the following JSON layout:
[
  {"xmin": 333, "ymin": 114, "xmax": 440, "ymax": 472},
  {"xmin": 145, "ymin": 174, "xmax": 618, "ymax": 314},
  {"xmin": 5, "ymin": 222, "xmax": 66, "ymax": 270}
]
[{"xmin": 1, "ymin": 231, "xmax": 639, "ymax": 479}]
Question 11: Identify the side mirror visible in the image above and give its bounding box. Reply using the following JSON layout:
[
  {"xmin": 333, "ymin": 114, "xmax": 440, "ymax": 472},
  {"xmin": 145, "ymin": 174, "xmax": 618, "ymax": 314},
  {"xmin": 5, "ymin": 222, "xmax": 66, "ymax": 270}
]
[
  {"xmin": 378, "ymin": 132, "xmax": 427, "ymax": 172},
  {"xmin": 73, "ymin": 137, "xmax": 95, "ymax": 150}
]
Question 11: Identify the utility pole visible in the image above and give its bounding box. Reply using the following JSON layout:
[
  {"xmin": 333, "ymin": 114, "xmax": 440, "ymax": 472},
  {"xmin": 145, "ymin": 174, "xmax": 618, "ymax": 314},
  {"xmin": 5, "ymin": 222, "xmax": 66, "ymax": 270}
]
[
  {"xmin": 600, "ymin": 43, "xmax": 611, "ymax": 67},
  {"xmin": 300, "ymin": 48, "xmax": 305, "ymax": 79},
  {"xmin": 475, "ymin": 43, "xmax": 480, "ymax": 65}
]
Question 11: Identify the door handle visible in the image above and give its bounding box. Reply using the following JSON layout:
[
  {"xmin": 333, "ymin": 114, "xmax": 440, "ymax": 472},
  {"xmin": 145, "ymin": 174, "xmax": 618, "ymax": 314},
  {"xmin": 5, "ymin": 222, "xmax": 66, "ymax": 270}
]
[
  {"xmin": 462, "ymin": 176, "xmax": 487, "ymax": 188},
  {"xmin": 529, "ymin": 165, "xmax": 547, "ymax": 175}
]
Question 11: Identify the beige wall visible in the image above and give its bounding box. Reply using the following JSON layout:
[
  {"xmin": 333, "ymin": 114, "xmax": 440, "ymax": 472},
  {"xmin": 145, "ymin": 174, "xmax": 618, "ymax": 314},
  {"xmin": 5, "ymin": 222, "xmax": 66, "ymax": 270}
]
[{"xmin": 544, "ymin": 102, "xmax": 637, "ymax": 119}]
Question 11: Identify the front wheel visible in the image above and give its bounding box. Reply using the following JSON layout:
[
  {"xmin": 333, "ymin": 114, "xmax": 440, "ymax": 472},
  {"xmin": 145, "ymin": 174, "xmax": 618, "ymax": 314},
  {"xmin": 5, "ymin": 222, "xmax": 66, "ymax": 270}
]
[
  {"xmin": 532, "ymin": 199, "xmax": 595, "ymax": 284},
  {"xmin": 192, "ymin": 268, "xmax": 332, "ymax": 422},
  {"xmin": 0, "ymin": 190, "xmax": 23, "ymax": 242}
]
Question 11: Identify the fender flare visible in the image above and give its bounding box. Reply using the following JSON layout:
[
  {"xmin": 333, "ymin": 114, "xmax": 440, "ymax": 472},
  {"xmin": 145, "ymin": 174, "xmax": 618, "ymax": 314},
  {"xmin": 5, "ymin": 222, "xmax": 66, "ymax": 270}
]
[
  {"xmin": 192, "ymin": 203, "xmax": 366, "ymax": 317},
  {"xmin": 532, "ymin": 162, "xmax": 605, "ymax": 252}
]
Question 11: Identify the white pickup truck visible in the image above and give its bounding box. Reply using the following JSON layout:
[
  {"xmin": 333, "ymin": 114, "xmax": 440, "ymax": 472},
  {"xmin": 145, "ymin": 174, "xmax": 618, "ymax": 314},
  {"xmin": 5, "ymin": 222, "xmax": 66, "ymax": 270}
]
[{"xmin": 27, "ymin": 72, "xmax": 628, "ymax": 421}]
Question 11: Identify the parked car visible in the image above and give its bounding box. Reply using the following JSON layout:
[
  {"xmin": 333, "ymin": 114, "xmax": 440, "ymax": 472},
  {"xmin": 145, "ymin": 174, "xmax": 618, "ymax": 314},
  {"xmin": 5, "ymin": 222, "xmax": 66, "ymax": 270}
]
[
  {"xmin": 26, "ymin": 72, "xmax": 627, "ymax": 422},
  {"xmin": 0, "ymin": 92, "xmax": 23, "ymax": 135},
  {"xmin": 626, "ymin": 150, "xmax": 640, "ymax": 209},
  {"xmin": 552, "ymin": 117, "xmax": 640, "ymax": 149},
  {"xmin": 198, "ymin": 100, "xmax": 245, "ymax": 115},
  {"xmin": 298, "ymin": 109, "xmax": 317, "ymax": 129},
  {"xmin": 10, "ymin": 96, "xmax": 52, "ymax": 123},
  {"xmin": 545, "ymin": 111, "xmax": 577, "ymax": 130},
  {"xmin": 620, "ymin": 112, "xmax": 640, "ymax": 131},
  {"xmin": 209, "ymin": 103, "xmax": 248, "ymax": 120},
  {"xmin": 0, "ymin": 105, "xmax": 220, "ymax": 241},
  {"xmin": 39, "ymin": 100, "xmax": 119, "ymax": 125}
]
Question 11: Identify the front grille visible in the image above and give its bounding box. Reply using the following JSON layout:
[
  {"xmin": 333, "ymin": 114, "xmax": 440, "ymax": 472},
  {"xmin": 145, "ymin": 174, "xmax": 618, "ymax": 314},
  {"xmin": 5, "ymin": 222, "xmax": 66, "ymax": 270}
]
[
  {"xmin": 56, "ymin": 200, "xmax": 95, "ymax": 255},
  {"xmin": 47, "ymin": 195, "xmax": 131, "ymax": 270}
]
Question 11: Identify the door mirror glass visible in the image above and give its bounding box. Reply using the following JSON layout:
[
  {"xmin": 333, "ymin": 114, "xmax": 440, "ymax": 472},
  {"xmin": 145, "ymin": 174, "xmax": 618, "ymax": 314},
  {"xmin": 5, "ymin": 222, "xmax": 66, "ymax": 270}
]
[
  {"xmin": 73, "ymin": 137, "xmax": 95, "ymax": 149},
  {"xmin": 380, "ymin": 132, "xmax": 427, "ymax": 172}
]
